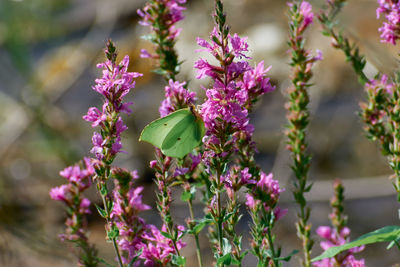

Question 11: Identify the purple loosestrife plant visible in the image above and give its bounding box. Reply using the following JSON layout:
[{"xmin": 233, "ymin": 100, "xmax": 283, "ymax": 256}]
[
  {"xmin": 138, "ymin": 0, "xmax": 186, "ymax": 81},
  {"xmin": 50, "ymin": 158, "xmax": 98, "ymax": 267},
  {"xmin": 82, "ymin": 40, "xmax": 143, "ymax": 267},
  {"xmin": 318, "ymin": 0, "xmax": 368, "ymax": 85},
  {"xmin": 246, "ymin": 172, "xmax": 287, "ymax": 267},
  {"xmin": 139, "ymin": 1, "xmax": 203, "ymax": 265},
  {"xmin": 286, "ymin": 1, "xmax": 321, "ymax": 266},
  {"xmin": 195, "ymin": 0, "xmax": 275, "ymax": 265},
  {"xmin": 109, "ymin": 168, "xmax": 150, "ymax": 265},
  {"xmin": 377, "ymin": 0, "xmax": 400, "ymax": 45},
  {"xmin": 313, "ymin": 180, "xmax": 365, "ymax": 267},
  {"xmin": 319, "ymin": 0, "xmax": 400, "ymax": 202},
  {"xmin": 360, "ymin": 75, "xmax": 400, "ymax": 202}
]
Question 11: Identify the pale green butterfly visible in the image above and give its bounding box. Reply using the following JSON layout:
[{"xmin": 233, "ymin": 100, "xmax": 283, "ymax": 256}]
[{"xmin": 139, "ymin": 106, "xmax": 205, "ymax": 158}]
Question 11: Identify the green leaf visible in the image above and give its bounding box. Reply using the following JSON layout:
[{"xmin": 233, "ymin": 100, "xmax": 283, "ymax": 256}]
[
  {"xmin": 95, "ymin": 257, "xmax": 116, "ymax": 267},
  {"xmin": 107, "ymin": 225, "xmax": 119, "ymax": 240},
  {"xmin": 181, "ymin": 190, "xmax": 192, "ymax": 202},
  {"xmin": 275, "ymin": 249, "xmax": 299, "ymax": 262},
  {"xmin": 161, "ymin": 231, "xmax": 172, "ymax": 239},
  {"xmin": 127, "ymin": 248, "xmax": 143, "ymax": 267},
  {"xmin": 139, "ymin": 108, "xmax": 205, "ymax": 158},
  {"xmin": 217, "ymin": 253, "xmax": 232, "ymax": 265},
  {"xmin": 192, "ymin": 221, "xmax": 209, "ymax": 235},
  {"xmin": 171, "ymin": 255, "xmax": 186, "ymax": 266},
  {"xmin": 95, "ymin": 203, "xmax": 107, "ymax": 218},
  {"xmin": 312, "ymin": 225, "xmax": 400, "ymax": 262}
]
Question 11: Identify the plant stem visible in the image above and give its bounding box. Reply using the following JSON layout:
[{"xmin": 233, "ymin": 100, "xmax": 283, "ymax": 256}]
[
  {"xmin": 217, "ymin": 185, "xmax": 224, "ymax": 263},
  {"xmin": 188, "ymin": 199, "xmax": 204, "ymax": 267},
  {"xmin": 266, "ymin": 223, "xmax": 279, "ymax": 267},
  {"xmin": 100, "ymin": 186, "xmax": 123, "ymax": 267}
]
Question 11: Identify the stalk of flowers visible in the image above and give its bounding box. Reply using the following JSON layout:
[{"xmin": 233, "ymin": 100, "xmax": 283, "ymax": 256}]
[
  {"xmin": 286, "ymin": 2, "xmax": 322, "ymax": 266},
  {"xmin": 138, "ymin": 1, "xmax": 205, "ymax": 264},
  {"xmin": 109, "ymin": 168, "xmax": 149, "ymax": 266},
  {"xmin": 194, "ymin": 0, "xmax": 276, "ymax": 264},
  {"xmin": 313, "ymin": 180, "xmax": 365, "ymax": 266},
  {"xmin": 49, "ymin": 158, "xmax": 98, "ymax": 267},
  {"xmin": 147, "ymin": 150, "xmax": 188, "ymax": 267},
  {"xmin": 361, "ymin": 75, "xmax": 400, "ymax": 202},
  {"xmin": 246, "ymin": 171, "xmax": 286, "ymax": 267},
  {"xmin": 319, "ymin": 0, "xmax": 400, "ymax": 202},
  {"xmin": 138, "ymin": 0, "xmax": 186, "ymax": 81},
  {"xmin": 376, "ymin": 0, "xmax": 400, "ymax": 45},
  {"xmin": 359, "ymin": 75, "xmax": 393, "ymax": 157},
  {"xmin": 110, "ymin": 167, "xmax": 188, "ymax": 266},
  {"xmin": 82, "ymin": 40, "xmax": 143, "ymax": 267},
  {"xmin": 317, "ymin": 0, "xmax": 369, "ymax": 85},
  {"xmin": 142, "ymin": 83, "xmax": 199, "ymax": 266}
]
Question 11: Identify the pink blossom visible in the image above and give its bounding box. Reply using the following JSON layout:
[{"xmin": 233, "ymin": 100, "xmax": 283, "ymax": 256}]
[
  {"xmin": 229, "ymin": 33, "xmax": 250, "ymax": 59},
  {"xmin": 257, "ymin": 172, "xmax": 284, "ymax": 200},
  {"xmin": 245, "ymin": 193, "xmax": 258, "ymax": 210},
  {"xmin": 376, "ymin": 0, "xmax": 400, "ymax": 44},
  {"xmin": 159, "ymin": 80, "xmax": 197, "ymax": 117},
  {"xmin": 140, "ymin": 224, "xmax": 186, "ymax": 266},
  {"xmin": 49, "ymin": 184, "xmax": 70, "ymax": 202},
  {"xmin": 79, "ymin": 198, "xmax": 91, "ymax": 214},
  {"xmin": 240, "ymin": 168, "xmax": 256, "ymax": 184},
  {"xmin": 93, "ymin": 56, "xmax": 142, "ymax": 105},
  {"xmin": 83, "ymin": 106, "xmax": 106, "ymax": 127},
  {"xmin": 314, "ymin": 226, "xmax": 365, "ymax": 266},
  {"xmin": 300, "ymin": 1, "xmax": 314, "ymax": 28},
  {"xmin": 90, "ymin": 132, "xmax": 105, "ymax": 160}
]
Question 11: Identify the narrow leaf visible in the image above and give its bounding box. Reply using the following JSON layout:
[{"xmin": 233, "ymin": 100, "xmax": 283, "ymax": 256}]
[{"xmin": 312, "ymin": 225, "xmax": 400, "ymax": 262}]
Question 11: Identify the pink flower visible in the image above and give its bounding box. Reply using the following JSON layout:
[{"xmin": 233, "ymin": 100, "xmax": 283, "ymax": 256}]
[
  {"xmin": 245, "ymin": 193, "xmax": 257, "ymax": 210},
  {"xmin": 229, "ymin": 33, "xmax": 250, "ymax": 59},
  {"xmin": 300, "ymin": 1, "xmax": 314, "ymax": 28},
  {"xmin": 140, "ymin": 224, "xmax": 186, "ymax": 266},
  {"xmin": 376, "ymin": 0, "xmax": 400, "ymax": 44},
  {"xmin": 49, "ymin": 184, "xmax": 70, "ymax": 202},
  {"xmin": 159, "ymin": 80, "xmax": 197, "ymax": 117},
  {"xmin": 256, "ymin": 172, "xmax": 284, "ymax": 200},
  {"xmin": 83, "ymin": 106, "xmax": 106, "ymax": 127},
  {"xmin": 314, "ymin": 226, "xmax": 365, "ymax": 266},
  {"xmin": 90, "ymin": 132, "xmax": 105, "ymax": 160},
  {"xmin": 79, "ymin": 198, "xmax": 91, "ymax": 214}
]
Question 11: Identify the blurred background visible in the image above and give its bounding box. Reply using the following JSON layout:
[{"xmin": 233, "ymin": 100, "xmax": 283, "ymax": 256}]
[{"xmin": 0, "ymin": 0, "xmax": 399, "ymax": 266}]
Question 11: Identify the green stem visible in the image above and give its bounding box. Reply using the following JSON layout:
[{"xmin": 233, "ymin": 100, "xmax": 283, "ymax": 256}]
[
  {"xmin": 156, "ymin": 170, "xmax": 183, "ymax": 266},
  {"xmin": 100, "ymin": 191, "xmax": 124, "ymax": 267},
  {"xmin": 217, "ymin": 189, "xmax": 224, "ymax": 265},
  {"xmin": 188, "ymin": 200, "xmax": 204, "ymax": 267},
  {"xmin": 266, "ymin": 223, "xmax": 279, "ymax": 267}
]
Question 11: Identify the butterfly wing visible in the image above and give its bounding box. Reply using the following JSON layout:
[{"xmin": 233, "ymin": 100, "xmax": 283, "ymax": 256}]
[
  {"xmin": 139, "ymin": 109, "xmax": 190, "ymax": 149},
  {"xmin": 161, "ymin": 111, "xmax": 202, "ymax": 158}
]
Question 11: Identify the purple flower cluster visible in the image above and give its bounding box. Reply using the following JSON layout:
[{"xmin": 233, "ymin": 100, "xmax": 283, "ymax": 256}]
[
  {"xmin": 138, "ymin": 0, "xmax": 186, "ymax": 61},
  {"xmin": 362, "ymin": 75, "xmax": 393, "ymax": 125},
  {"xmin": 288, "ymin": 1, "xmax": 314, "ymax": 33},
  {"xmin": 245, "ymin": 172, "xmax": 286, "ymax": 220},
  {"xmin": 140, "ymin": 224, "xmax": 186, "ymax": 266},
  {"xmin": 314, "ymin": 226, "xmax": 365, "ymax": 267},
  {"xmin": 377, "ymin": 0, "xmax": 400, "ymax": 44},
  {"xmin": 49, "ymin": 158, "xmax": 94, "ymax": 241},
  {"xmin": 83, "ymin": 47, "xmax": 142, "ymax": 161},
  {"xmin": 195, "ymin": 27, "xmax": 274, "ymax": 162},
  {"xmin": 159, "ymin": 79, "xmax": 197, "ymax": 117},
  {"xmin": 110, "ymin": 168, "xmax": 187, "ymax": 266},
  {"xmin": 365, "ymin": 74, "xmax": 394, "ymax": 95}
]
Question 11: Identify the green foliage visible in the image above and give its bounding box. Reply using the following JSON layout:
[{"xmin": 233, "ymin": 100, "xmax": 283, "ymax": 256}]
[{"xmin": 312, "ymin": 226, "xmax": 400, "ymax": 262}]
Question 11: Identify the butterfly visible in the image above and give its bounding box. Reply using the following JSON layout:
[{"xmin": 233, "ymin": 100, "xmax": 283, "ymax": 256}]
[{"xmin": 139, "ymin": 106, "xmax": 205, "ymax": 158}]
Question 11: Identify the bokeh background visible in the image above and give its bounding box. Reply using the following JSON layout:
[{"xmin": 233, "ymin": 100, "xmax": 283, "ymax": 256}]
[{"xmin": 0, "ymin": 0, "xmax": 399, "ymax": 266}]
